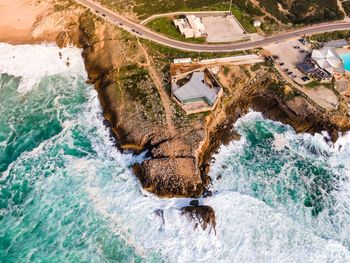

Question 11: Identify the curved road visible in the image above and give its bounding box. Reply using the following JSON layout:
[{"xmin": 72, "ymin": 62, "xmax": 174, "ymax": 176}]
[{"xmin": 75, "ymin": 0, "xmax": 350, "ymax": 52}]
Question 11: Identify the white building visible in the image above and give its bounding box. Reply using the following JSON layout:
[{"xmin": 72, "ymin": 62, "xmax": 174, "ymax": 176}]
[
  {"xmin": 173, "ymin": 58, "xmax": 192, "ymax": 64},
  {"xmin": 311, "ymin": 47, "xmax": 345, "ymax": 76},
  {"xmin": 174, "ymin": 15, "xmax": 207, "ymax": 39},
  {"xmin": 253, "ymin": 20, "xmax": 262, "ymax": 27},
  {"xmin": 173, "ymin": 18, "xmax": 194, "ymax": 38},
  {"xmin": 186, "ymin": 15, "xmax": 207, "ymax": 38}
]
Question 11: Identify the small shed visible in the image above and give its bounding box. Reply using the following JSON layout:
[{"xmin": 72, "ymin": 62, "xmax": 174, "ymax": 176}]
[{"xmin": 253, "ymin": 20, "xmax": 262, "ymax": 27}]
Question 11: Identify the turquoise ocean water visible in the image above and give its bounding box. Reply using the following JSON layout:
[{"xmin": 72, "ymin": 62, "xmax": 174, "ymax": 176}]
[
  {"xmin": 1, "ymin": 43, "xmax": 350, "ymax": 262},
  {"xmin": 340, "ymin": 53, "xmax": 350, "ymax": 72}
]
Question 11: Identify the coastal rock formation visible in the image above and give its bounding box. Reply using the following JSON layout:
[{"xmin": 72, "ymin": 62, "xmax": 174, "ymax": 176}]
[
  {"xmin": 26, "ymin": 4, "xmax": 350, "ymax": 198},
  {"xmin": 181, "ymin": 205, "xmax": 216, "ymax": 233}
]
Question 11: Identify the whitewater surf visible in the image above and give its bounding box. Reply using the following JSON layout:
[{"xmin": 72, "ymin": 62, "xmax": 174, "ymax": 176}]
[{"xmin": 0, "ymin": 43, "xmax": 349, "ymax": 262}]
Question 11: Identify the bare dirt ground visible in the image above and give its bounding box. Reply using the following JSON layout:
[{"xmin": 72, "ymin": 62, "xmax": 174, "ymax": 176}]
[{"xmin": 301, "ymin": 86, "xmax": 339, "ymax": 111}]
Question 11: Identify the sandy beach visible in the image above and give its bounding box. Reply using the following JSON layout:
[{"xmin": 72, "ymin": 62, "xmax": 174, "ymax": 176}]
[{"xmin": 0, "ymin": 0, "xmax": 51, "ymax": 43}]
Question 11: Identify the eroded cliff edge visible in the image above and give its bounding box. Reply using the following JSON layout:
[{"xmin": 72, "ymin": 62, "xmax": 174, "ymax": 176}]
[{"xmin": 32, "ymin": 7, "xmax": 350, "ymax": 198}]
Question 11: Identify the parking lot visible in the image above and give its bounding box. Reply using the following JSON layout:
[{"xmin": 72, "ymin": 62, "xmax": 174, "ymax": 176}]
[
  {"xmin": 202, "ymin": 15, "xmax": 246, "ymax": 43},
  {"xmin": 265, "ymin": 38, "xmax": 313, "ymax": 85}
]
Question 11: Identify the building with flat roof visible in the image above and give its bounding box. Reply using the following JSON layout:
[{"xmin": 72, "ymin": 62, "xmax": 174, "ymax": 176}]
[
  {"xmin": 173, "ymin": 18, "xmax": 194, "ymax": 38},
  {"xmin": 173, "ymin": 58, "xmax": 192, "ymax": 64},
  {"xmin": 174, "ymin": 15, "xmax": 207, "ymax": 39},
  {"xmin": 253, "ymin": 20, "xmax": 262, "ymax": 27},
  {"xmin": 171, "ymin": 69, "xmax": 222, "ymax": 114}
]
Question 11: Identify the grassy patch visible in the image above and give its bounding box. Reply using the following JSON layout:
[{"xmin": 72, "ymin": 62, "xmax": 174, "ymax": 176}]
[
  {"xmin": 142, "ymin": 39, "xmax": 255, "ymax": 63},
  {"xmin": 97, "ymin": 0, "xmax": 258, "ymax": 33},
  {"xmin": 230, "ymin": 5, "xmax": 258, "ymax": 33},
  {"xmin": 305, "ymin": 81, "xmax": 333, "ymax": 89},
  {"xmin": 308, "ymin": 30, "xmax": 350, "ymax": 42},
  {"xmin": 260, "ymin": 16, "xmax": 281, "ymax": 35},
  {"xmin": 258, "ymin": 0, "xmax": 344, "ymax": 24},
  {"xmin": 146, "ymin": 17, "xmax": 206, "ymax": 44},
  {"xmin": 119, "ymin": 64, "xmax": 165, "ymax": 122},
  {"xmin": 251, "ymin": 62, "xmax": 264, "ymax": 71}
]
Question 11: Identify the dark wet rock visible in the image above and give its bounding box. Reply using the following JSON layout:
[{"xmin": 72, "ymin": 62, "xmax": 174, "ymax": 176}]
[
  {"xmin": 181, "ymin": 205, "xmax": 216, "ymax": 233},
  {"xmin": 190, "ymin": 200, "xmax": 199, "ymax": 206},
  {"xmin": 202, "ymin": 190, "xmax": 213, "ymax": 198}
]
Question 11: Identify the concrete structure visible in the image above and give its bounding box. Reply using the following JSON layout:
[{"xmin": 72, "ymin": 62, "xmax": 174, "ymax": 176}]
[
  {"xmin": 173, "ymin": 58, "xmax": 192, "ymax": 64},
  {"xmin": 173, "ymin": 18, "xmax": 194, "ymax": 38},
  {"xmin": 187, "ymin": 15, "xmax": 207, "ymax": 38},
  {"xmin": 202, "ymin": 15, "xmax": 246, "ymax": 43},
  {"xmin": 253, "ymin": 20, "xmax": 262, "ymax": 27},
  {"xmin": 174, "ymin": 15, "xmax": 207, "ymax": 39},
  {"xmin": 324, "ymin": 39, "xmax": 350, "ymax": 49},
  {"xmin": 171, "ymin": 69, "xmax": 222, "ymax": 113},
  {"xmin": 311, "ymin": 47, "xmax": 345, "ymax": 76}
]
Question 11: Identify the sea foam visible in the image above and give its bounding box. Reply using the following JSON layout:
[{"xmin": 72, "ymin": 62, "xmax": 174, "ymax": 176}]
[
  {"xmin": 1, "ymin": 43, "xmax": 350, "ymax": 262},
  {"xmin": 0, "ymin": 43, "xmax": 86, "ymax": 93}
]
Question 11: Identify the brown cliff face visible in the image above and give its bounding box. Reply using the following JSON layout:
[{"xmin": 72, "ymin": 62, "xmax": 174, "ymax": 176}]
[
  {"xmin": 50, "ymin": 11, "xmax": 349, "ymax": 199},
  {"xmin": 75, "ymin": 13, "xmax": 206, "ymax": 197}
]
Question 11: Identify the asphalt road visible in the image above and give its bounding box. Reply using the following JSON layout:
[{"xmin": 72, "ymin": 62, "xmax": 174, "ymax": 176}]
[{"xmin": 75, "ymin": 0, "xmax": 350, "ymax": 52}]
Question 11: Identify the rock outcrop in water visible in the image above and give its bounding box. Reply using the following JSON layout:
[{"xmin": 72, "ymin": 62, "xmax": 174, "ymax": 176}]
[{"xmin": 181, "ymin": 205, "xmax": 216, "ymax": 233}]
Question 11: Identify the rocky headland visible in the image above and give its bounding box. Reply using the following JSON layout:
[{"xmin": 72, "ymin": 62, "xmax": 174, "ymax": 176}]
[{"xmin": 2, "ymin": 0, "xmax": 350, "ymax": 229}]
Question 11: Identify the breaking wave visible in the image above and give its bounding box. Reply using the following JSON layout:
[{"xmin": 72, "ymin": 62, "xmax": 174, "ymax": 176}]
[{"xmin": 1, "ymin": 44, "xmax": 350, "ymax": 262}]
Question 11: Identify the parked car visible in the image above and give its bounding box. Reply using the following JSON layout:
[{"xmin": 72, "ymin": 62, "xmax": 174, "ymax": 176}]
[{"xmin": 279, "ymin": 63, "xmax": 285, "ymax": 66}]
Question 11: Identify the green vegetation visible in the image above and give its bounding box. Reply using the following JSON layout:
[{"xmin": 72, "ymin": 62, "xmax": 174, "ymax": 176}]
[
  {"xmin": 230, "ymin": 5, "xmax": 258, "ymax": 33},
  {"xmin": 258, "ymin": 0, "xmax": 344, "ymax": 24},
  {"xmin": 223, "ymin": 66, "xmax": 230, "ymax": 76},
  {"xmin": 54, "ymin": 0, "xmax": 74, "ymax": 11},
  {"xmin": 305, "ymin": 81, "xmax": 333, "ymax": 89},
  {"xmin": 343, "ymin": 2, "xmax": 350, "ymax": 16},
  {"xmin": 146, "ymin": 17, "xmax": 206, "ymax": 44},
  {"xmin": 97, "ymin": 0, "xmax": 345, "ymax": 36},
  {"xmin": 267, "ymin": 81, "xmax": 285, "ymax": 97},
  {"xmin": 305, "ymin": 81, "xmax": 321, "ymax": 89},
  {"xmin": 308, "ymin": 30, "xmax": 350, "ymax": 42},
  {"xmin": 98, "ymin": 0, "xmax": 260, "ymax": 33},
  {"xmin": 142, "ymin": 39, "xmax": 255, "ymax": 62},
  {"xmin": 251, "ymin": 62, "xmax": 263, "ymax": 71},
  {"xmin": 119, "ymin": 64, "xmax": 165, "ymax": 122},
  {"xmin": 258, "ymin": 0, "xmax": 289, "ymax": 23}
]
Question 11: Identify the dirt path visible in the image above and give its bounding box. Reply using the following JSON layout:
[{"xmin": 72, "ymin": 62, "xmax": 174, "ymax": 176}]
[
  {"xmin": 137, "ymin": 40, "xmax": 177, "ymax": 138},
  {"xmin": 338, "ymin": 0, "xmax": 346, "ymax": 16}
]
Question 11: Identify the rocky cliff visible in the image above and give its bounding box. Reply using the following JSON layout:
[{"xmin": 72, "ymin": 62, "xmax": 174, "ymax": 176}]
[{"xmin": 30, "ymin": 7, "xmax": 350, "ymax": 199}]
